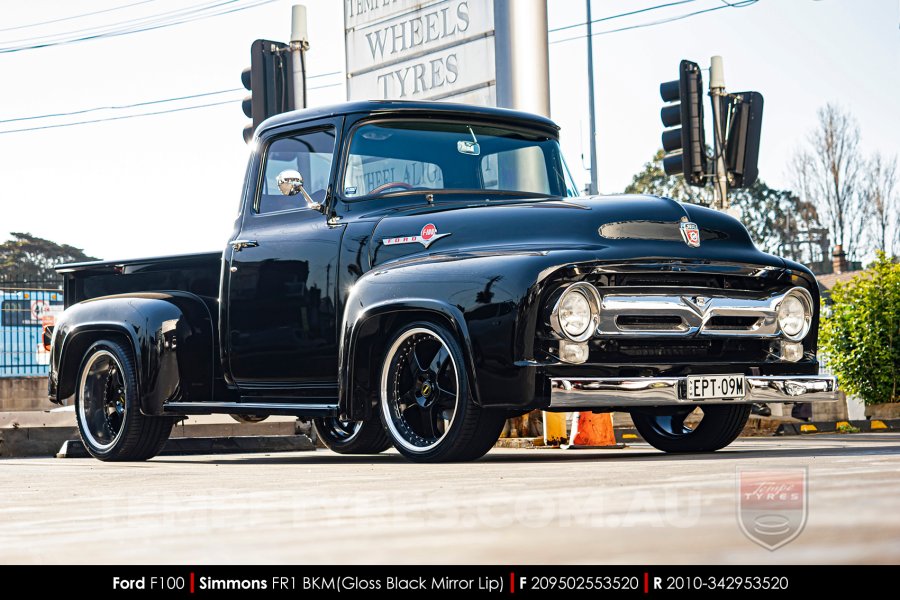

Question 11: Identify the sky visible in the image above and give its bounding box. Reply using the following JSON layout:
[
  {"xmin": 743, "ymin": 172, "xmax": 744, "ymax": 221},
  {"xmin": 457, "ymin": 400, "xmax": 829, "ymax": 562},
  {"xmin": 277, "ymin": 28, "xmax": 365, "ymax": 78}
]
[{"xmin": 0, "ymin": 0, "xmax": 897, "ymax": 261}]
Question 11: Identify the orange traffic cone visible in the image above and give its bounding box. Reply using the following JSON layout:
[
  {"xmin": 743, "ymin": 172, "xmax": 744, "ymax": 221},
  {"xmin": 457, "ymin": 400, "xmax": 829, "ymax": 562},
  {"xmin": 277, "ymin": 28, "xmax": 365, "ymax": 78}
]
[{"xmin": 563, "ymin": 411, "xmax": 621, "ymax": 449}]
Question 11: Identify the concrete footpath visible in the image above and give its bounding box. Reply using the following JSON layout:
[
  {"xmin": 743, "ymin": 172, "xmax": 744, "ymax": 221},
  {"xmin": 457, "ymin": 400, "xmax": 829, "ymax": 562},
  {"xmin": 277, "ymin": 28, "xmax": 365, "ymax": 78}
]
[
  {"xmin": 0, "ymin": 411, "xmax": 302, "ymax": 457},
  {"xmin": 2, "ymin": 434, "xmax": 899, "ymax": 564}
]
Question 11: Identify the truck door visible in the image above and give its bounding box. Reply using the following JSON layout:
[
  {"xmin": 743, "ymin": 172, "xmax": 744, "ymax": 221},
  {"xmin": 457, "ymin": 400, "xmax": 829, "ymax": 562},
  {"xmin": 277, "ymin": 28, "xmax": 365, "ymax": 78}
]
[{"xmin": 226, "ymin": 119, "xmax": 343, "ymax": 399}]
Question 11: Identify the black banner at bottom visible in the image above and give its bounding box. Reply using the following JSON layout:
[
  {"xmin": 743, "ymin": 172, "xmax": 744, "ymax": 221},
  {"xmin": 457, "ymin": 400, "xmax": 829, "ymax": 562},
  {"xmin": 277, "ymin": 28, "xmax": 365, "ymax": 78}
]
[{"xmin": 1, "ymin": 565, "xmax": 886, "ymax": 596}]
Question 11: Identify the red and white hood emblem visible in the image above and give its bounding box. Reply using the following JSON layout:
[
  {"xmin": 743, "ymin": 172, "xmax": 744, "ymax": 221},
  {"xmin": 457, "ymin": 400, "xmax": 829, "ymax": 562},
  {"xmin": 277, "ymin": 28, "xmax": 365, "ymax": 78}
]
[
  {"xmin": 680, "ymin": 220, "xmax": 701, "ymax": 248},
  {"xmin": 383, "ymin": 223, "xmax": 451, "ymax": 249}
]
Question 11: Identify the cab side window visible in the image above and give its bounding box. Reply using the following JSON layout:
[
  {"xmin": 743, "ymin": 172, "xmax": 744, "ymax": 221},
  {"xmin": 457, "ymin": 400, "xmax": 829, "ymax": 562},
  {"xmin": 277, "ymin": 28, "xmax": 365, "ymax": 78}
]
[{"xmin": 258, "ymin": 128, "xmax": 336, "ymax": 215}]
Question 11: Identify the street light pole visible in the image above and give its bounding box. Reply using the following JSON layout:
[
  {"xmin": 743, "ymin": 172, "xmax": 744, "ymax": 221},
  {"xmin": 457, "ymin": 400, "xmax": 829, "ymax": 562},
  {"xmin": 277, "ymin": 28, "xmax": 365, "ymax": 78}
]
[
  {"xmin": 586, "ymin": 0, "xmax": 598, "ymax": 195},
  {"xmin": 290, "ymin": 4, "xmax": 309, "ymax": 110}
]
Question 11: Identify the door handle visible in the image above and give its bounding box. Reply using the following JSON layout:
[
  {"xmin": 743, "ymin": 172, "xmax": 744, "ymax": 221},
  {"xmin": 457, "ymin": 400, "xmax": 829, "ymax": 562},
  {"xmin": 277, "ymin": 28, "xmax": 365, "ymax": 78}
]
[{"xmin": 230, "ymin": 239, "xmax": 259, "ymax": 251}]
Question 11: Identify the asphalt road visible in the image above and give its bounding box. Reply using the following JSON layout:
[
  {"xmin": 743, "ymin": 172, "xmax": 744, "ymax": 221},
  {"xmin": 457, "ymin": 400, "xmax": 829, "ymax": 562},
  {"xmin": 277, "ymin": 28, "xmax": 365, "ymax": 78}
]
[{"xmin": 2, "ymin": 434, "xmax": 899, "ymax": 564}]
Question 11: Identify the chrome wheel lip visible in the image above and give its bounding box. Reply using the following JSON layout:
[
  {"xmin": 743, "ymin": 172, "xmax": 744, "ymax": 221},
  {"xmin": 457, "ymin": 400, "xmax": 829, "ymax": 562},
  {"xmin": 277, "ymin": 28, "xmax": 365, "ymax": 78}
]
[
  {"xmin": 380, "ymin": 327, "xmax": 460, "ymax": 454},
  {"xmin": 77, "ymin": 349, "xmax": 126, "ymax": 451}
]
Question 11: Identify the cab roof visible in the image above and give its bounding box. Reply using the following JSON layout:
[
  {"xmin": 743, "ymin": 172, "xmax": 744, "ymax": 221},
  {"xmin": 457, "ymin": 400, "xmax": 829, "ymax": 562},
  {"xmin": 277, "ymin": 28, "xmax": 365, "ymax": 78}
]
[{"xmin": 257, "ymin": 100, "xmax": 560, "ymax": 137}]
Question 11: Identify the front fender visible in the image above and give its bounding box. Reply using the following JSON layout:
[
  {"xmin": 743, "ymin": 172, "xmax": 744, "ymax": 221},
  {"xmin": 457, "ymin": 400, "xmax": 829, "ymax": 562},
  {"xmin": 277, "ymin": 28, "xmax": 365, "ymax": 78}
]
[
  {"xmin": 339, "ymin": 252, "xmax": 559, "ymax": 417},
  {"xmin": 50, "ymin": 292, "xmax": 216, "ymax": 414}
]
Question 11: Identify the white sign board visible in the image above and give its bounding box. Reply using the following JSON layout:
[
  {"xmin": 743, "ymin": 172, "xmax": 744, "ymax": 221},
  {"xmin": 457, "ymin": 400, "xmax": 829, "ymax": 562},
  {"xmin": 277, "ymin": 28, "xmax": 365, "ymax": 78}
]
[{"xmin": 344, "ymin": 0, "xmax": 496, "ymax": 104}]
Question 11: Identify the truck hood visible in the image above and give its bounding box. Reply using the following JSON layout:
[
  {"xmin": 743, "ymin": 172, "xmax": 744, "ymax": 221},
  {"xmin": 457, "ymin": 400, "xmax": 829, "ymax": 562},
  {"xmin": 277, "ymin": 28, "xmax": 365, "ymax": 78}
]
[{"xmin": 369, "ymin": 194, "xmax": 784, "ymax": 269}]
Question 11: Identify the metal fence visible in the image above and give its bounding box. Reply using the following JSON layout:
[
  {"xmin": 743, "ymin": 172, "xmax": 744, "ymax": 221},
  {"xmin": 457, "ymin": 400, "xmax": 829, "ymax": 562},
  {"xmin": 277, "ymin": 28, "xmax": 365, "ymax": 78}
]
[{"xmin": 0, "ymin": 279, "xmax": 64, "ymax": 377}]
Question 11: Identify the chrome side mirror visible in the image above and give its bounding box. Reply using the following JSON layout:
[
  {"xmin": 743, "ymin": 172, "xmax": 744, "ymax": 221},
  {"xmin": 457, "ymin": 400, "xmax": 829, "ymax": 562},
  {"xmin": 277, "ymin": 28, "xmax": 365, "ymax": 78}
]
[
  {"xmin": 276, "ymin": 169, "xmax": 303, "ymax": 196},
  {"xmin": 275, "ymin": 169, "xmax": 323, "ymax": 212}
]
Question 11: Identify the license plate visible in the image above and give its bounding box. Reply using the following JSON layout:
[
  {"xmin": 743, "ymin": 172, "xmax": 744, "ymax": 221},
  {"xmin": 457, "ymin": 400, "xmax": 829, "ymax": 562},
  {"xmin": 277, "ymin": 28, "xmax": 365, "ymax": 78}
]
[{"xmin": 686, "ymin": 374, "xmax": 746, "ymax": 400}]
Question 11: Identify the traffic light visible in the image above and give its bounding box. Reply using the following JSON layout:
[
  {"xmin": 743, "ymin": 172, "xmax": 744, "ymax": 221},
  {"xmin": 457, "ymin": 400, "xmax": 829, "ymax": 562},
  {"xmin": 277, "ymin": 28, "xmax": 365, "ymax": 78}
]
[
  {"xmin": 242, "ymin": 39, "xmax": 294, "ymax": 143},
  {"xmin": 725, "ymin": 91, "xmax": 764, "ymax": 188},
  {"xmin": 659, "ymin": 60, "xmax": 707, "ymax": 186}
]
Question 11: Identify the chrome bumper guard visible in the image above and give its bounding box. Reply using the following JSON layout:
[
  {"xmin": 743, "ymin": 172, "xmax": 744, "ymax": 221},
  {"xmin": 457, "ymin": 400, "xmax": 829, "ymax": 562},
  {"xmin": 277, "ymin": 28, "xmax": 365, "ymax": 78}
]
[{"xmin": 549, "ymin": 375, "xmax": 837, "ymax": 408}]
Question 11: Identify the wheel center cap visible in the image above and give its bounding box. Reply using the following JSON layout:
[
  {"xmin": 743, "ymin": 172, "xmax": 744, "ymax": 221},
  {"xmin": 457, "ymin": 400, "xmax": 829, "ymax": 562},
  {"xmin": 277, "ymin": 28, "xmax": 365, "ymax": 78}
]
[{"xmin": 421, "ymin": 382, "xmax": 433, "ymax": 397}]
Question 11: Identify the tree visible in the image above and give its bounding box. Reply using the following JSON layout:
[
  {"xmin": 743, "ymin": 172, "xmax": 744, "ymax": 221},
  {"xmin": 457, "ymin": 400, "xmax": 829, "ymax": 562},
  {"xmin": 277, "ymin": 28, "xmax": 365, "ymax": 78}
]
[
  {"xmin": 624, "ymin": 150, "xmax": 822, "ymax": 258},
  {"xmin": 0, "ymin": 232, "xmax": 97, "ymax": 283},
  {"xmin": 625, "ymin": 150, "xmax": 713, "ymax": 204},
  {"xmin": 792, "ymin": 104, "xmax": 868, "ymax": 260},
  {"xmin": 864, "ymin": 152, "xmax": 898, "ymax": 256},
  {"xmin": 820, "ymin": 253, "xmax": 900, "ymax": 405},
  {"xmin": 731, "ymin": 181, "xmax": 822, "ymax": 258}
]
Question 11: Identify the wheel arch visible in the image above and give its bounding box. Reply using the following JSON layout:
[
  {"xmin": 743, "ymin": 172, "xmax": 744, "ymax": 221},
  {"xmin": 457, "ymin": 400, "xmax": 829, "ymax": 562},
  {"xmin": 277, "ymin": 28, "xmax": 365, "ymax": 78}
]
[
  {"xmin": 56, "ymin": 326, "xmax": 138, "ymax": 403},
  {"xmin": 339, "ymin": 299, "xmax": 480, "ymax": 420}
]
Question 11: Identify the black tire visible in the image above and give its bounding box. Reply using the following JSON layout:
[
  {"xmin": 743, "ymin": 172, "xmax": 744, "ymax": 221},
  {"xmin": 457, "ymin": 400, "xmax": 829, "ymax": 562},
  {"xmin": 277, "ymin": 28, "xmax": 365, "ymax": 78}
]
[
  {"xmin": 313, "ymin": 417, "xmax": 391, "ymax": 454},
  {"xmin": 378, "ymin": 321, "xmax": 506, "ymax": 462},
  {"xmin": 74, "ymin": 340, "xmax": 174, "ymax": 461},
  {"xmin": 631, "ymin": 404, "xmax": 751, "ymax": 453},
  {"xmin": 229, "ymin": 414, "xmax": 269, "ymax": 423}
]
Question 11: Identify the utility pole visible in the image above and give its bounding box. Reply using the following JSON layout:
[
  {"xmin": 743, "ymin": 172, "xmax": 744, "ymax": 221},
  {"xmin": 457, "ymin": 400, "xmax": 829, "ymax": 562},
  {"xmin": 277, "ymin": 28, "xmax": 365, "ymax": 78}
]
[
  {"xmin": 290, "ymin": 4, "xmax": 309, "ymax": 110},
  {"xmin": 585, "ymin": 0, "xmax": 599, "ymax": 195},
  {"xmin": 709, "ymin": 55, "xmax": 728, "ymax": 210}
]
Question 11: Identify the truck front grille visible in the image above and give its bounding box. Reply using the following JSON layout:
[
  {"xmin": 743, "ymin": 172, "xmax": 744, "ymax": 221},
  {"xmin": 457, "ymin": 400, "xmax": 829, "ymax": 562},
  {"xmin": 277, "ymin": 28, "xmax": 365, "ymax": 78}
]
[
  {"xmin": 706, "ymin": 315, "xmax": 761, "ymax": 330},
  {"xmin": 605, "ymin": 272, "xmax": 780, "ymax": 293},
  {"xmin": 616, "ymin": 315, "xmax": 686, "ymax": 331},
  {"xmin": 597, "ymin": 338, "xmax": 770, "ymax": 363}
]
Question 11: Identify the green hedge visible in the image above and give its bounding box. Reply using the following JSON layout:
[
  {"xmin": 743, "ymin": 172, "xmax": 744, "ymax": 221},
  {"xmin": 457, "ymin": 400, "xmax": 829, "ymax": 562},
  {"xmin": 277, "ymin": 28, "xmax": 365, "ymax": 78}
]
[{"xmin": 820, "ymin": 253, "xmax": 900, "ymax": 405}]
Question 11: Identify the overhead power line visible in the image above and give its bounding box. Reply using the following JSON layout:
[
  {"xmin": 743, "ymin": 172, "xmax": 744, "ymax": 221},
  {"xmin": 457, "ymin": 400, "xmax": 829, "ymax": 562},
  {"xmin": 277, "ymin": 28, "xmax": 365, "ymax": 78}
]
[
  {"xmin": 0, "ymin": 100, "xmax": 237, "ymax": 135},
  {"xmin": 0, "ymin": 0, "xmax": 278, "ymax": 53},
  {"xmin": 308, "ymin": 81, "xmax": 343, "ymax": 91},
  {"xmin": 0, "ymin": 80, "xmax": 346, "ymax": 135},
  {"xmin": 1, "ymin": 0, "xmax": 243, "ymax": 45},
  {"xmin": 549, "ymin": 0, "xmax": 699, "ymax": 33},
  {"xmin": 0, "ymin": 88, "xmax": 242, "ymax": 124},
  {"xmin": 0, "ymin": 72, "xmax": 343, "ymax": 125},
  {"xmin": 306, "ymin": 71, "xmax": 343, "ymax": 81},
  {"xmin": 0, "ymin": 0, "xmax": 158, "ymax": 33},
  {"xmin": 550, "ymin": 0, "xmax": 759, "ymax": 44}
]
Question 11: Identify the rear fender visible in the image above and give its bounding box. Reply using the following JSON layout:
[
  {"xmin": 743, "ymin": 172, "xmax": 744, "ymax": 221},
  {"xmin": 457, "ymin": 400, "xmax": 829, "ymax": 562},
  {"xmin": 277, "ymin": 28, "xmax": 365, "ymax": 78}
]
[{"xmin": 49, "ymin": 292, "xmax": 216, "ymax": 414}]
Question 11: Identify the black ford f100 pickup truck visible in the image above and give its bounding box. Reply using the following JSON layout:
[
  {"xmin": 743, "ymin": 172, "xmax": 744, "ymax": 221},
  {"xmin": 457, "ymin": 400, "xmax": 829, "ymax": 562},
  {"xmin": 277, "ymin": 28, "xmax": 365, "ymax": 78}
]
[{"xmin": 47, "ymin": 100, "xmax": 836, "ymax": 463}]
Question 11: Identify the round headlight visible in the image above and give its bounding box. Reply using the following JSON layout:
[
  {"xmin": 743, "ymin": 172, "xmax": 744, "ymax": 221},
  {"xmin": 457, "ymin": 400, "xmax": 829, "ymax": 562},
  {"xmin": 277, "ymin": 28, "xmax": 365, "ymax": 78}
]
[
  {"xmin": 777, "ymin": 291, "xmax": 811, "ymax": 340},
  {"xmin": 551, "ymin": 283, "xmax": 600, "ymax": 342},
  {"xmin": 559, "ymin": 290, "xmax": 591, "ymax": 338}
]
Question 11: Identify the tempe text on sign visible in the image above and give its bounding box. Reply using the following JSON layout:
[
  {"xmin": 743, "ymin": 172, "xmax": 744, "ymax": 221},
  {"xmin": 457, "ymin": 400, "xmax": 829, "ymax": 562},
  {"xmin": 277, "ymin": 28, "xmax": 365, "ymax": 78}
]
[{"xmin": 344, "ymin": 0, "xmax": 496, "ymax": 105}]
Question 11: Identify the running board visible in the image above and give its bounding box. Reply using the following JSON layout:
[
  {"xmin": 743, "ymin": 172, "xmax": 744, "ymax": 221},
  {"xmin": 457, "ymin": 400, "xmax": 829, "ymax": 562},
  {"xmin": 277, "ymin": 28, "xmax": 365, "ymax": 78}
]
[{"xmin": 163, "ymin": 402, "xmax": 339, "ymax": 417}]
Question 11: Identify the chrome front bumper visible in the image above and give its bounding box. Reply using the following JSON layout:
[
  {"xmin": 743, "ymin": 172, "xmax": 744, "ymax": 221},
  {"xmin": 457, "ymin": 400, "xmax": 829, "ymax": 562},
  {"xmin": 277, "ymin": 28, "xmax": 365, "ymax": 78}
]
[{"xmin": 549, "ymin": 375, "xmax": 837, "ymax": 408}]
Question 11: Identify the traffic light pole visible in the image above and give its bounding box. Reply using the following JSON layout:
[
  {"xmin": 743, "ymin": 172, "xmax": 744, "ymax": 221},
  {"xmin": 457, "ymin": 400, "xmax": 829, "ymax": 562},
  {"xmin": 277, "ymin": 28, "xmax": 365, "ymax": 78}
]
[
  {"xmin": 290, "ymin": 5, "xmax": 308, "ymax": 110},
  {"xmin": 585, "ymin": 0, "xmax": 599, "ymax": 196},
  {"xmin": 709, "ymin": 56, "xmax": 728, "ymax": 210},
  {"xmin": 659, "ymin": 55, "xmax": 762, "ymax": 204}
]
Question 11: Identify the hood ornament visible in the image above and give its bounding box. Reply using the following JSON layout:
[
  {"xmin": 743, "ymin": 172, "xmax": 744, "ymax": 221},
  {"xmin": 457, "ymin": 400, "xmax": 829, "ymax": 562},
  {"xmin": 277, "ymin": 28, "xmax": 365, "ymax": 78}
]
[
  {"xmin": 683, "ymin": 295, "xmax": 710, "ymax": 314},
  {"xmin": 679, "ymin": 219, "xmax": 701, "ymax": 248},
  {"xmin": 383, "ymin": 223, "xmax": 451, "ymax": 249}
]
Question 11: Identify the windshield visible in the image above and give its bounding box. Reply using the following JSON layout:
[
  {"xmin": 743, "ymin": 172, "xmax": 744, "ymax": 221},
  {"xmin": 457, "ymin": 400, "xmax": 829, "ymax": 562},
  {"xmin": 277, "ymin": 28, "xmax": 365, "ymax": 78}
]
[{"xmin": 342, "ymin": 120, "xmax": 577, "ymax": 200}]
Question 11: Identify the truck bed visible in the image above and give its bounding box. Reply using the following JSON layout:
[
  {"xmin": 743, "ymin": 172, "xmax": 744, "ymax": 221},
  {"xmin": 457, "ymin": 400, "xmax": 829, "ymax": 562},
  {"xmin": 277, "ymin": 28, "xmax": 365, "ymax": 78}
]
[{"xmin": 57, "ymin": 251, "xmax": 222, "ymax": 308}]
